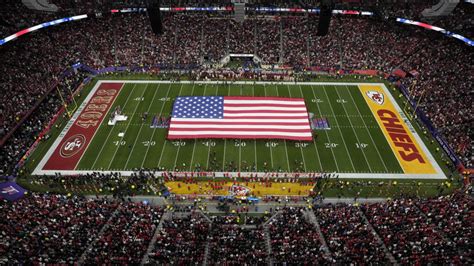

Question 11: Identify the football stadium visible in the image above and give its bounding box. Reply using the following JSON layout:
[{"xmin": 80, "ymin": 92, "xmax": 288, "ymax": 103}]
[{"xmin": 0, "ymin": 0, "xmax": 472, "ymax": 264}]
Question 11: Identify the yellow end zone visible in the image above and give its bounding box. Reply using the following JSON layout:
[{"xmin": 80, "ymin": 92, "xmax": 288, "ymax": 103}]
[
  {"xmin": 358, "ymin": 85, "xmax": 436, "ymax": 174},
  {"xmin": 166, "ymin": 181, "xmax": 314, "ymax": 196}
]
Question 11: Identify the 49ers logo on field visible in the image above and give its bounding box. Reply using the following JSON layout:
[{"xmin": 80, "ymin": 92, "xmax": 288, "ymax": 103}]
[
  {"xmin": 366, "ymin": 91, "xmax": 384, "ymax": 105},
  {"xmin": 60, "ymin": 134, "xmax": 86, "ymax": 158}
]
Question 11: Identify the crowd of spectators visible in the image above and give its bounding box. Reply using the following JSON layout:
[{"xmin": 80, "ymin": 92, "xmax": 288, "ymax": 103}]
[
  {"xmin": 83, "ymin": 202, "xmax": 163, "ymax": 264},
  {"xmin": 362, "ymin": 198, "xmax": 465, "ymax": 264},
  {"xmin": 0, "ymin": 3, "xmax": 472, "ymax": 176},
  {"xmin": 0, "ymin": 194, "xmax": 118, "ymax": 264},
  {"xmin": 24, "ymin": 170, "xmax": 166, "ymax": 197},
  {"xmin": 415, "ymin": 191, "xmax": 473, "ymax": 261},
  {"xmin": 209, "ymin": 216, "xmax": 268, "ymax": 265},
  {"xmin": 1, "ymin": 73, "xmax": 86, "ymax": 175},
  {"xmin": 268, "ymin": 207, "xmax": 329, "ymax": 264},
  {"xmin": 314, "ymin": 204, "xmax": 389, "ymax": 264},
  {"xmin": 1, "ymin": 189, "xmax": 472, "ymax": 264},
  {"xmin": 147, "ymin": 212, "xmax": 210, "ymax": 264}
]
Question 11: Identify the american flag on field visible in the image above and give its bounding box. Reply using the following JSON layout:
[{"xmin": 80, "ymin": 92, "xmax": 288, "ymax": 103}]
[{"xmin": 167, "ymin": 96, "xmax": 313, "ymax": 141}]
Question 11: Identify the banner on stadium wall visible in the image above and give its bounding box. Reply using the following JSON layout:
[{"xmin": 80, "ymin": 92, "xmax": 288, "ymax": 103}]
[
  {"xmin": 392, "ymin": 69, "xmax": 407, "ymax": 78},
  {"xmin": 0, "ymin": 182, "xmax": 26, "ymax": 201},
  {"xmin": 352, "ymin": 70, "xmax": 378, "ymax": 76},
  {"xmin": 396, "ymin": 18, "xmax": 474, "ymax": 46},
  {"xmin": 397, "ymin": 84, "xmax": 462, "ymax": 168}
]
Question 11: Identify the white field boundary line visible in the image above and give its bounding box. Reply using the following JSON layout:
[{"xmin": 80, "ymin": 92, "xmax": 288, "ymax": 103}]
[
  {"xmin": 33, "ymin": 80, "xmax": 104, "ymax": 175},
  {"xmin": 95, "ymin": 80, "xmax": 389, "ymax": 86},
  {"xmin": 32, "ymin": 170, "xmax": 447, "ymax": 179},
  {"xmin": 379, "ymin": 83, "xmax": 445, "ymax": 179},
  {"xmin": 34, "ymin": 81, "xmax": 445, "ymax": 179}
]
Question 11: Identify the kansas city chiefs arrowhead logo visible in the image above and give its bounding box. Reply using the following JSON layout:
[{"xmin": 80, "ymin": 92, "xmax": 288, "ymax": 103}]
[
  {"xmin": 60, "ymin": 134, "xmax": 86, "ymax": 158},
  {"xmin": 366, "ymin": 91, "xmax": 384, "ymax": 105}
]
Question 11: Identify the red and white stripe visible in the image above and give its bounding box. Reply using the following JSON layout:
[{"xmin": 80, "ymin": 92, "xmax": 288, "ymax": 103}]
[{"xmin": 168, "ymin": 96, "xmax": 313, "ymax": 141}]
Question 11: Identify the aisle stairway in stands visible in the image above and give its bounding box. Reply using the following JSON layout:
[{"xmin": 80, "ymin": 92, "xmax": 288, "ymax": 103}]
[
  {"xmin": 358, "ymin": 209, "xmax": 399, "ymax": 264},
  {"xmin": 140, "ymin": 210, "xmax": 171, "ymax": 265},
  {"xmin": 78, "ymin": 208, "xmax": 120, "ymax": 265},
  {"xmin": 305, "ymin": 210, "xmax": 331, "ymax": 256}
]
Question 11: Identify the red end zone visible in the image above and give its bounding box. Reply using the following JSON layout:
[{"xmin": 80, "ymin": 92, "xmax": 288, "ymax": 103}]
[{"xmin": 43, "ymin": 83, "xmax": 123, "ymax": 170}]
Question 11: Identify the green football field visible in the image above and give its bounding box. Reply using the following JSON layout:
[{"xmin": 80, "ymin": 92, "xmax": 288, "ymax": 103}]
[{"xmin": 33, "ymin": 80, "xmax": 446, "ymax": 179}]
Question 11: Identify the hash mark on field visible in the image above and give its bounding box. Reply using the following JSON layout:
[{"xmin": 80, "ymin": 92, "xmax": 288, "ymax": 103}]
[
  {"xmin": 107, "ymin": 84, "xmax": 149, "ymax": 170},
  {"xmin": 321, "ymin": 85, "xmax": 356, "ymax": 172},
  {"xmin": 91, "ymin": 84, "xmax": 137, "ymax": 169},
  {"xmin": 141, "ymin": 83, "xmax": 171, "ymax": 168},
  {"xmin": 124, "ymin": 83, "xmax": 160, "ymax": 170}
]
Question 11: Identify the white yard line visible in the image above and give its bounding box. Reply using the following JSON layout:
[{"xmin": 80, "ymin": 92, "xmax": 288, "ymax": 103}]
[
  {"xmin": 124, "ymin": 83, "xmax": 160, "ymax": 170},
  {"xmin": 34, "ymin": 80, "xmax": 105, "ymax": 173},
  {"xmin": 173, "ymin": 83, "xmax": 195, "ymax": 169},
  {"xmin": 140, "ymin": 83, "xmax": 171, "ymax": 168},
  {"xmin": 276, "ymin": 85, "xmax": 291, "ymax": 171},
  {"xmin": 379, "ymin": 83, "xmax": 444, "ymax": 176},
  {"xmin": 206, "ymin": 85, "xmax": 219, "ymax": 170},
  {"xmin": 189, "ymin": 84, "xmax": 207, "ymax": 171},
  {"xmin": 333, "ymin": 85, "xmax": 372, "ymax": 172},
  {"xmin": 157, "ymin": 84, "xmax": 184, "ymax": 168},
  {"xmin": 263, "ymin": 84, "xmax": 274, "ymax": 169},
  {"xmin": 299, "ymin": 84, "xmax": 323, "ymax": 171},
  {"xmin": 252, "ymin": 86, "xmax": 258, "ymax": 172},
  {"xmin": 310, "ymin": 85, "xmax": 340, "ymax": 172},
  {"xmin": 34, "ymin": 81, "xmax": 445, "ymax": 179},
  {"xmin": 74, "ymin": 83, "xmax": 126, "ymax": 170},
  {"xmin": 222, "ymin": 84, "xmax": 230, "ymax": 171},
  {"xmin": 345, "ymin": 85, "xmax": 389, "ymax": 172},
  {"xmin": 321, "ymin": 85, "xmax": 356, "ymax": 172},
  {"xmin": 106, "ymin": 84, "xmax": 149, "ymax": 170},
  {"xmin": 238, "ymin": 84, "xmax": 242, "ymax": 172},
  {"xmin": 91, "ymin": 83, "xmax": 137, "ymax": 169},
  {"xmin": 287, "ymin": 85, "xmax": 307, "ymax": 172}
]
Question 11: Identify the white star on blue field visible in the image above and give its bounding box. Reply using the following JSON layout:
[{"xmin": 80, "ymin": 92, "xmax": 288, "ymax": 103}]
[{"xmin": 172, "ymin": 96, "xmax": 224, "ymax": 119}]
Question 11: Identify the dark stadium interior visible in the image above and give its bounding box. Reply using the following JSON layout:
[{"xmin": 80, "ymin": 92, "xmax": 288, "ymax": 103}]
[{"xmin": 0, "ymin": 0, "xmax": 472, "ymax": 264}]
